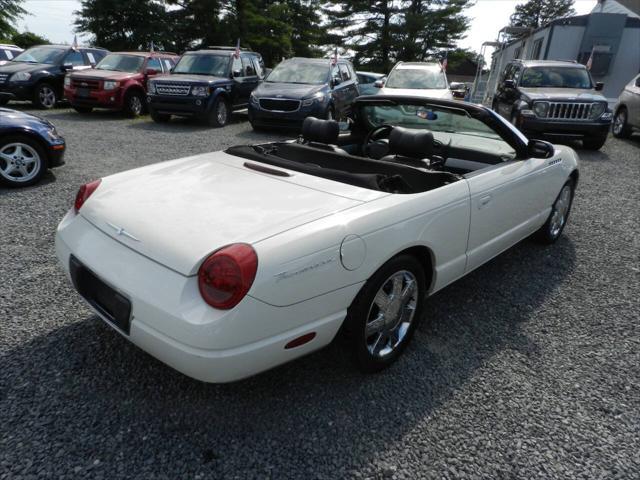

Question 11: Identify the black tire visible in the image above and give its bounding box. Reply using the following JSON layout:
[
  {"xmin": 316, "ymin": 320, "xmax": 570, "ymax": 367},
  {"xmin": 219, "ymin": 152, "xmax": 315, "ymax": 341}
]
[
  {"xmin": 123, "ymin": 90, "xmax": 145, "ymax": 118},
  {"xmin": 343, "ymin": 254, "xmax": 426, "ymax": 373},
  {"xmin": 207, "ymin": 96, "xmax": 230, "ymax": 128},
  {"xmin": 32, "ymin": 83, "xmax": 58, "ymax": 109},
  {"xmin": 534, "ymin": 179, "xmax": 575, "ymax": 244},
  {"xmin": 150, "ymin": 109, "xmax": 170, "ymax": 123},
  {"xmin": 72, "ymin": 105, "xmax": 93, "ymax": 114},
  {"xmin": 582, "ymin": 134, "xmax": 607, "ymax": 150},
  {"xmin": 612, "ymin": 107, "xmax": 632, "ymax": 139},
  {"xmin": 0, "ymin": 135, "xmax": 48, "ymax": 188}
]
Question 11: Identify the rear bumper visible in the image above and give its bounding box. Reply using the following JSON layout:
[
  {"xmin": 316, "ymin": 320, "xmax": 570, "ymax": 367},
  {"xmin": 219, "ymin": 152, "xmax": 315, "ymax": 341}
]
[
  {"xmin": 65, "ymin": 86, "xmax": 125, "ymax": 110},
  {"xmin": 55, "ymin": 211, "xmax": 350, "ymax": 383},
  {"xmin": 519, "ymin": 115, "xmax": 612, "ymax": 140}
]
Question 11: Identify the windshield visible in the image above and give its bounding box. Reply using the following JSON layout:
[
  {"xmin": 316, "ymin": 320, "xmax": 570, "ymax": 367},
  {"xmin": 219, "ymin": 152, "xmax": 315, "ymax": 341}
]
[
  {"xmin": 385, "ymin": 67, "xmax": 447, "ymax": 89},
  {"xmin": 173, "ymin": 54, "xmax": 229, "ymax": 76},
  {"xmin": 12, "ymin": 46, "xmax": 66, "ymax": 64},
  {"xmin": 361, "ymin": 101, "xmax": 515, "ymax": 157},
  {"xmin": 266, "ymin": 62, "xmax": 329, "ymax": 85},
  {"xmin": 96, "ymin": 54, "xmax": 145, "ymax": 73},
  {"xmin": 520, "ymin": 67, "xmax": 592, "ymax": 89}
]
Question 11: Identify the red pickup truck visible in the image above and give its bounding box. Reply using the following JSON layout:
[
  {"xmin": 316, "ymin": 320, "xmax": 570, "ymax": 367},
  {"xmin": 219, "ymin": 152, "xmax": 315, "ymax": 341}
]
[{"xmin": 64, "ymin": 51, "xmax": 179, "ymax": 117}]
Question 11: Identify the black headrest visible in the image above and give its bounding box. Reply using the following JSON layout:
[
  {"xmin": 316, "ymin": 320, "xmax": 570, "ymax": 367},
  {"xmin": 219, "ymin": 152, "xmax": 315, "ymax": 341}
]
[
  {"xmin": 302, "ymin": 117, "xmax": 340, "ymax": 145},
  {"xmin": 389, "ymin": 127, "xmax": 434, "ymax": 158}
]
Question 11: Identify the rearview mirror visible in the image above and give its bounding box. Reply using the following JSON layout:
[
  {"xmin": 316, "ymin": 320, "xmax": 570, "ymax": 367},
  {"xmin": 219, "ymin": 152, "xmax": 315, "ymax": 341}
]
[
  {"xmin": 528, "ymin": 139, "xmax": 554, "ymax": 159},
  {"xmin": 145, "ymin": 68, "xmax": 159, "ymax": 75},
  {"xmin": 374, "ymin": 79, "xmax": 384, "ymax": 88},
  {"xmin": 503, "ymin": 79, "xmax": 515, "ymax": 89},
  {"xmin": 232, "ymin": 69, "xmax": 242, "ymax": 78},
  {"xmin": 595, "ymin": 82, "xmax": 604, "ymax": 91}
]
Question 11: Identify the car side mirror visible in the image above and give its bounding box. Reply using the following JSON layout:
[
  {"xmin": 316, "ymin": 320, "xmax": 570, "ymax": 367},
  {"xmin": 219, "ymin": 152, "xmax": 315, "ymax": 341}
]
[
  {"xmin": 503, "ymin": 79, "xmax": 516, "ymax": 89},
  {"xmin": 61, "ymin": 63, "xmax": 73, "ymax": 71},
  {"xmin": 232, "ymin": 69, "xmax": 242, "ymax": 78},
  {"xmin": 449, "ymin": 82, "xmax": 463, "ymax": 90},
  {"xmin": 528, "ymin": 139, "xmax": 554, "ymax": 159},
  {"xmin": 331, "ymin": 77, "xmax": 342, "ymax": 88},
  {"xmin": 146, "ymin": 68, "xmax": 159, "ymax": 76},
  {"xmin": 595, "ymin": 82, "xmax": 604, "ymax": 91},
  {"xmin": 374, "ymin": 79, "xmax": 384, "ymax": 88}
]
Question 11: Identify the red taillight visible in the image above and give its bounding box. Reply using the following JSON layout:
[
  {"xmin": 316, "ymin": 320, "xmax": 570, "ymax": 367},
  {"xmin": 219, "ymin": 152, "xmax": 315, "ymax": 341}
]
[
  {"xmin": 198, "ymin": 243, "xmax": 258, "ymax": 310},
  {"xmin": 74, "ymin": 179, "xmax": 102, "ymax": 213}
]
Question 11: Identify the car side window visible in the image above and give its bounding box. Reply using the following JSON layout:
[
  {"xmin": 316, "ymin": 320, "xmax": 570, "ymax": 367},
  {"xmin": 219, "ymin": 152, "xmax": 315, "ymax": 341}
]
[
  {"xmin": 231, "ymin": 56, "xmax": 242, "ymax": 77},
  {"xmin": 241, "ymin": 55, "xmax": 255, "ymax": 76},
  {"xmin": 338, "ymin": 64, "xmax": 351, "ymax": 82},
  {"xmin": 513, "ymin": 67, "xmax": 523, "ymax": 85},
  {"xmin": 162, "ymin": 58, "xmax": 175, "ymax": 72},
  {"xmin": 65, "ymin": 50, "xmax": 85, "ymax": 66},
  {"xmin": 252, "ymin": 56, "xmax": 264, "ymax": 79},
  {"xmin": 331, "ymin": 64, "xmax": 341, "ymax": 85},
  {"xmin": 147, "ymin": 57, "xmax": 162, "ymax": 72}
]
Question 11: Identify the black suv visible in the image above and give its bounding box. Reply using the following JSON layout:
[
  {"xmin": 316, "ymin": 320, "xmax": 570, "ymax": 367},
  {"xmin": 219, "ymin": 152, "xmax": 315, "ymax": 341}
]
[
  {"xmin": 0, "ymin": 44, "xmax": 108, "ymax": 109},
  {"xmin": 148, "ymin": 47, "xmax": 265, "ymax": 127},
  {"xmin": 492, "ymin": 60, "xmax": 612, "ymax": 150},
  {"xmin": 248, "ymin": 57, "xmax": 359, "ymax": 130}
]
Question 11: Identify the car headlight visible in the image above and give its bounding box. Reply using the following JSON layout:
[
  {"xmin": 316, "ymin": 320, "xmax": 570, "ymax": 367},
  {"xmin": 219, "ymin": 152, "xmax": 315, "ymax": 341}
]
[
  {"xmin": 10, "ymin": 71, "xmax": 31, "ymax": 82},
  {"xmin": 64, "ymin": 75, "xmax": 71, "ymax": 88},
  {"xmin": 533, "ymin": 101, "xmax": 549, "ymax": 118},
  {"xmin": 590, "ymin": 102, "xmax": 606, "ymax": 119},
  {"xmin": 191, "ymin": 86, "xmax": 209, "ymax": 97},
  {"xmin": 103, "ymin": 80, "xmax": 119, "ymax": 91},
  {"xmin": 302, "ymin": 92, "xmax": 325, "ymax": 107},
  {"xmin": 147, "ymin": 81, "xmax": 156, "ymax": 94}
]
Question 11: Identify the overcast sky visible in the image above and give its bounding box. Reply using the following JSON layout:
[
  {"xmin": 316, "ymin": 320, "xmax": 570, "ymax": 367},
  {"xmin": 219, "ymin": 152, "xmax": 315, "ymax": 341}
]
[{"xmin": 17, "ymin": 0, "xmax": 597, "ymax": 51}]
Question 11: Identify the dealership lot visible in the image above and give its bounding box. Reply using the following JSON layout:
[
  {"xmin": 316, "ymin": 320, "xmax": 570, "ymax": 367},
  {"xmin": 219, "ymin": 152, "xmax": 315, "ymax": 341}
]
[{"xmin": 1, "ymin": 108, "xmax": 639, "ymax": 479}]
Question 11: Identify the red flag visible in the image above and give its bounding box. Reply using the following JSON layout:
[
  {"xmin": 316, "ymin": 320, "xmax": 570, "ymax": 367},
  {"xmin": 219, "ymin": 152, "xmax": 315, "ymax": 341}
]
[
  {"xmin": 586, "ymin": 46, "xmax": 594, "ymax": 70},
  {"xmin": 234, "ymin": 38, "xmax": 240, "ymax": 59}
]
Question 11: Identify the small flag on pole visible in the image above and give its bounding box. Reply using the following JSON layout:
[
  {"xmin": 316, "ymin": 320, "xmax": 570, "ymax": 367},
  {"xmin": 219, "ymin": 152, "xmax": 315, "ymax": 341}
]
[
  {"xmin": 72, "ymin": 35, "xmax": 79, "ymax": 51},
  {"xmin": 331, "ymin": 47, "xmax": 338, "ymax": 65},
  {"xmin": 150, "ymin": 41, "xmax": 155, "ymax": 52},
  {"xmin": 234, "ymin": 38, "xmax": 241, "ymax": 58},
  {"xmin": 586, "ymin": 46, "xmax": 594, "ymax": 70},
  {"xmin": 441, "ymin": 51, "xmax": 448, "ymax": 72}
]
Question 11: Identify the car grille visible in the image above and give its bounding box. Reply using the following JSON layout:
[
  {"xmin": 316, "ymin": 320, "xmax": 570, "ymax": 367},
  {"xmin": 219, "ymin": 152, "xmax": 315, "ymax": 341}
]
[
  {"xmin": 71, "ymin": 78, "xmax": 101, "ymax": 90},
  {"xmin": 0, "ymin": 73, "xmax": 8, "ymax": 83},
  {"xmin": 155, "ymin": 83, "xmax": 191, "ymax": 96},
  {"xmin": 543, "ymin": 102, "xmax": 593, "ymax": 120},
  {"xmin": 259, "ymin": 98, "xmax": 301, "ymax": 112}
]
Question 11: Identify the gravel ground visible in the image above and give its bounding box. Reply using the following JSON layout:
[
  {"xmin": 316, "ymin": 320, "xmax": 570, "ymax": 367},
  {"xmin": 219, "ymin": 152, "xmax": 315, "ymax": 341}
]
[{"xmin": 1, "ymin": 106, "xmax": 639, "ymax": 479}]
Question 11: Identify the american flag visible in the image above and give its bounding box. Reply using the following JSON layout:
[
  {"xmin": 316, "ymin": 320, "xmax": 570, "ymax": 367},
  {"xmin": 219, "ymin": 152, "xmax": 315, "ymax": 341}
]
[
  {"xmin": 586, "ymin": 46, "xmax": 594, "ymax": 70},
  {"xmin": 234, "ymin": 38, "xmax": 241, "ymax": 59},
  {"xmin": 441, "ymin": 51, "xmax": 448, "ymax": 72}
]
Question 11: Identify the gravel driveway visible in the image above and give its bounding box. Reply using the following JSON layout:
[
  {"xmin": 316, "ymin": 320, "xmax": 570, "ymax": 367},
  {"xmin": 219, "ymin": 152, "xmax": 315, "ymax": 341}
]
[{"xmin": 1, "ymin": 106, "xmax": 639, "ymax": 479}]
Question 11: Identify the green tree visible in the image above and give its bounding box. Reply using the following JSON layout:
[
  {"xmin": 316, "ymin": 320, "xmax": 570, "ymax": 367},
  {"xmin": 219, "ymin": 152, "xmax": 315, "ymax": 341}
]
[
  {"xmin": 74, "ymin": 0, "xmax": 170, "ymax": 51},
  {"xmin": 0, "ymin": 0, "xmax": 26, "ymax": 39},
  {"xmin": 509, "ymin": 0, "xmax": 575, "ymax": 32},
  {"xmin": 11, "ymin": 31, "xmax": 49, "ymax": 48},
  {"xmin": 165, "ymin": 0, "xmax": 225, "ymax": 51}
]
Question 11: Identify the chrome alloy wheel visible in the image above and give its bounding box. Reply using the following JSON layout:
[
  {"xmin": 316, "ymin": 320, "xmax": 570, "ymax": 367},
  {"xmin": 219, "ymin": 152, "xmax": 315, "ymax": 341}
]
[
  {"xmin": 0, "ymin": 142, "xmax": 41, "ymax": 183},
  {"xmin": 549, "ymin": 184, "xmax": 572, "ymax": 238},
  {"xmin": 216, "ymin": 100, "xmax": 228, "ymax": 125},
  {"xmin": 613, "ymin": 110, "xmax": 627, "ymax": 136},
  {"xmin": 39, "ymin": 85, "xmax": 56, "ymax": 108},
  {"xmin": 129, "ymin": 95, "xmax": 143, "ymax": 115},
  {"xmin": 365, "ymin": 270, "xmax": 418, "ymax": 358}
]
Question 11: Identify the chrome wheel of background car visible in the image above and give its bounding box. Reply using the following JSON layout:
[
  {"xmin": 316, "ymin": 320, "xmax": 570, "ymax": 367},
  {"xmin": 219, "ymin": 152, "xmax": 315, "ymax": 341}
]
[
  {"xmin": 217, "ymin": 101, "xmax": 228, "ymax": 125},
  {"xmin": 38, "ymin": 85, "xmax": 57, "ymax": 109},
  {"xmin": 612, "ymin": 109, "xmax": 631, "ymax": 139},
  {"xmin": 129, "ymin": 95, "xmax": 143, "ymax": 116},
  {"xmin": 0, "ymin": 142, "xmax": 41, "ymax": 184},
  {"xmin": 365, "ymin": 270, "xmax": 418, "ymax": 358},
  {"xmin": 549, "ymin": 184, "xmax": 572, "ymax": 238}
]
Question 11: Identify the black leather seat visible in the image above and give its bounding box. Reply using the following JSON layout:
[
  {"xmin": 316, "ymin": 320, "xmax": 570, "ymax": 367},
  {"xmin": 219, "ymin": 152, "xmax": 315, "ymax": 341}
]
[
  {"xmin": 380, "ymin": 127, "xmax": 434, "ymax": 169},
  {"xmin": 301, "ymin": 117, "xmax": 348, "ymax": 154}
]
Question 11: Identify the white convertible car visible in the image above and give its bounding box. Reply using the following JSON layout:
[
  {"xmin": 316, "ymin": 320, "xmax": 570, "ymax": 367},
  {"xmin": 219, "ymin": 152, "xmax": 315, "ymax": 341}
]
[{"xmin": 56, "ymin": 96, "xmax": 579, "ymax": 383}]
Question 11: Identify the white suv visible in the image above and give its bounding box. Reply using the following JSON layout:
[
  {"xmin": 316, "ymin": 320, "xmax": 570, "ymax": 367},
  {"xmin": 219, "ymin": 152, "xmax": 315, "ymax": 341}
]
[
  {"xmin": 377, "ymin": 61, "xmax": 453, "ymax": 100},
  {"xmin": 0, "ymin": 44, "xmax": 22, "ymax": 66}
]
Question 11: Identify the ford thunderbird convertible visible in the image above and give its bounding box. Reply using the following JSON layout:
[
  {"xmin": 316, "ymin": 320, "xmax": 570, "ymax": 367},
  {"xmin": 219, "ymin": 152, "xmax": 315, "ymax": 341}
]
[{"xmin": 55, "ymin": 96, "xmax": 578, "ymax": 383}]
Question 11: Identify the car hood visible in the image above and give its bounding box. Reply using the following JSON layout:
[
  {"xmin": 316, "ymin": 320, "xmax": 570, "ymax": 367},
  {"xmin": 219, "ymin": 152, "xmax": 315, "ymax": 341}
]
[
  {"xmin": 519, "ymin": 87, "xmax": 606, "ymax": 102},
  {"xmin": 377, "ymin": 87, "xmax": 453, "ymax": 100},
  {"xmin": 71, "ymin": 69, "xmax": 138, "ymax": 81},
  {"xmin": 0, "ymin": 62, "xmax": 52, "ymax": 74},
  {"xmin": 152, "ymin": 73, "xmax": 228, "ymax": 84},
  {"xmin": 254, "ymin": 82, "xmax": 325, "ymax": 99},
  {"xmin": 79, "ymin": 151, "xmax": 381, "ymax": 276},
  {"xmin": 0, "ymin": 107, "xmax": 53, "ymax": 129}
]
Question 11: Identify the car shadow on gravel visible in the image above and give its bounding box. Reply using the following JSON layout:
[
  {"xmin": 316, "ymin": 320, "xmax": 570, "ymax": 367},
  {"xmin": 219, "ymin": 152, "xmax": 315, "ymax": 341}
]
[
  {"xmin": 0, "ymin": 170, "xmax": 57, "ymax": 196},
  {"xmin": 0, "ymin": 235, "xmax": 576, "ymax": 475}
]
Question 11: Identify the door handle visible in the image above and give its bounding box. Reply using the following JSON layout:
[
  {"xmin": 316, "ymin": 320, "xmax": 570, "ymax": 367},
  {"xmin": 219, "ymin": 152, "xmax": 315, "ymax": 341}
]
[{"xmin": 479, "ymin": 194, "xmax": 492, "ymax": 208}]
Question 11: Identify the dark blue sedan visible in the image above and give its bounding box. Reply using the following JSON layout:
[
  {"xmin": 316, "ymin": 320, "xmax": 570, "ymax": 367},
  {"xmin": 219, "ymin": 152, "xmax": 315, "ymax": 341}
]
[{"xmin": 0, "ymin": 108, "xmax": 65, "ymax": 187}]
